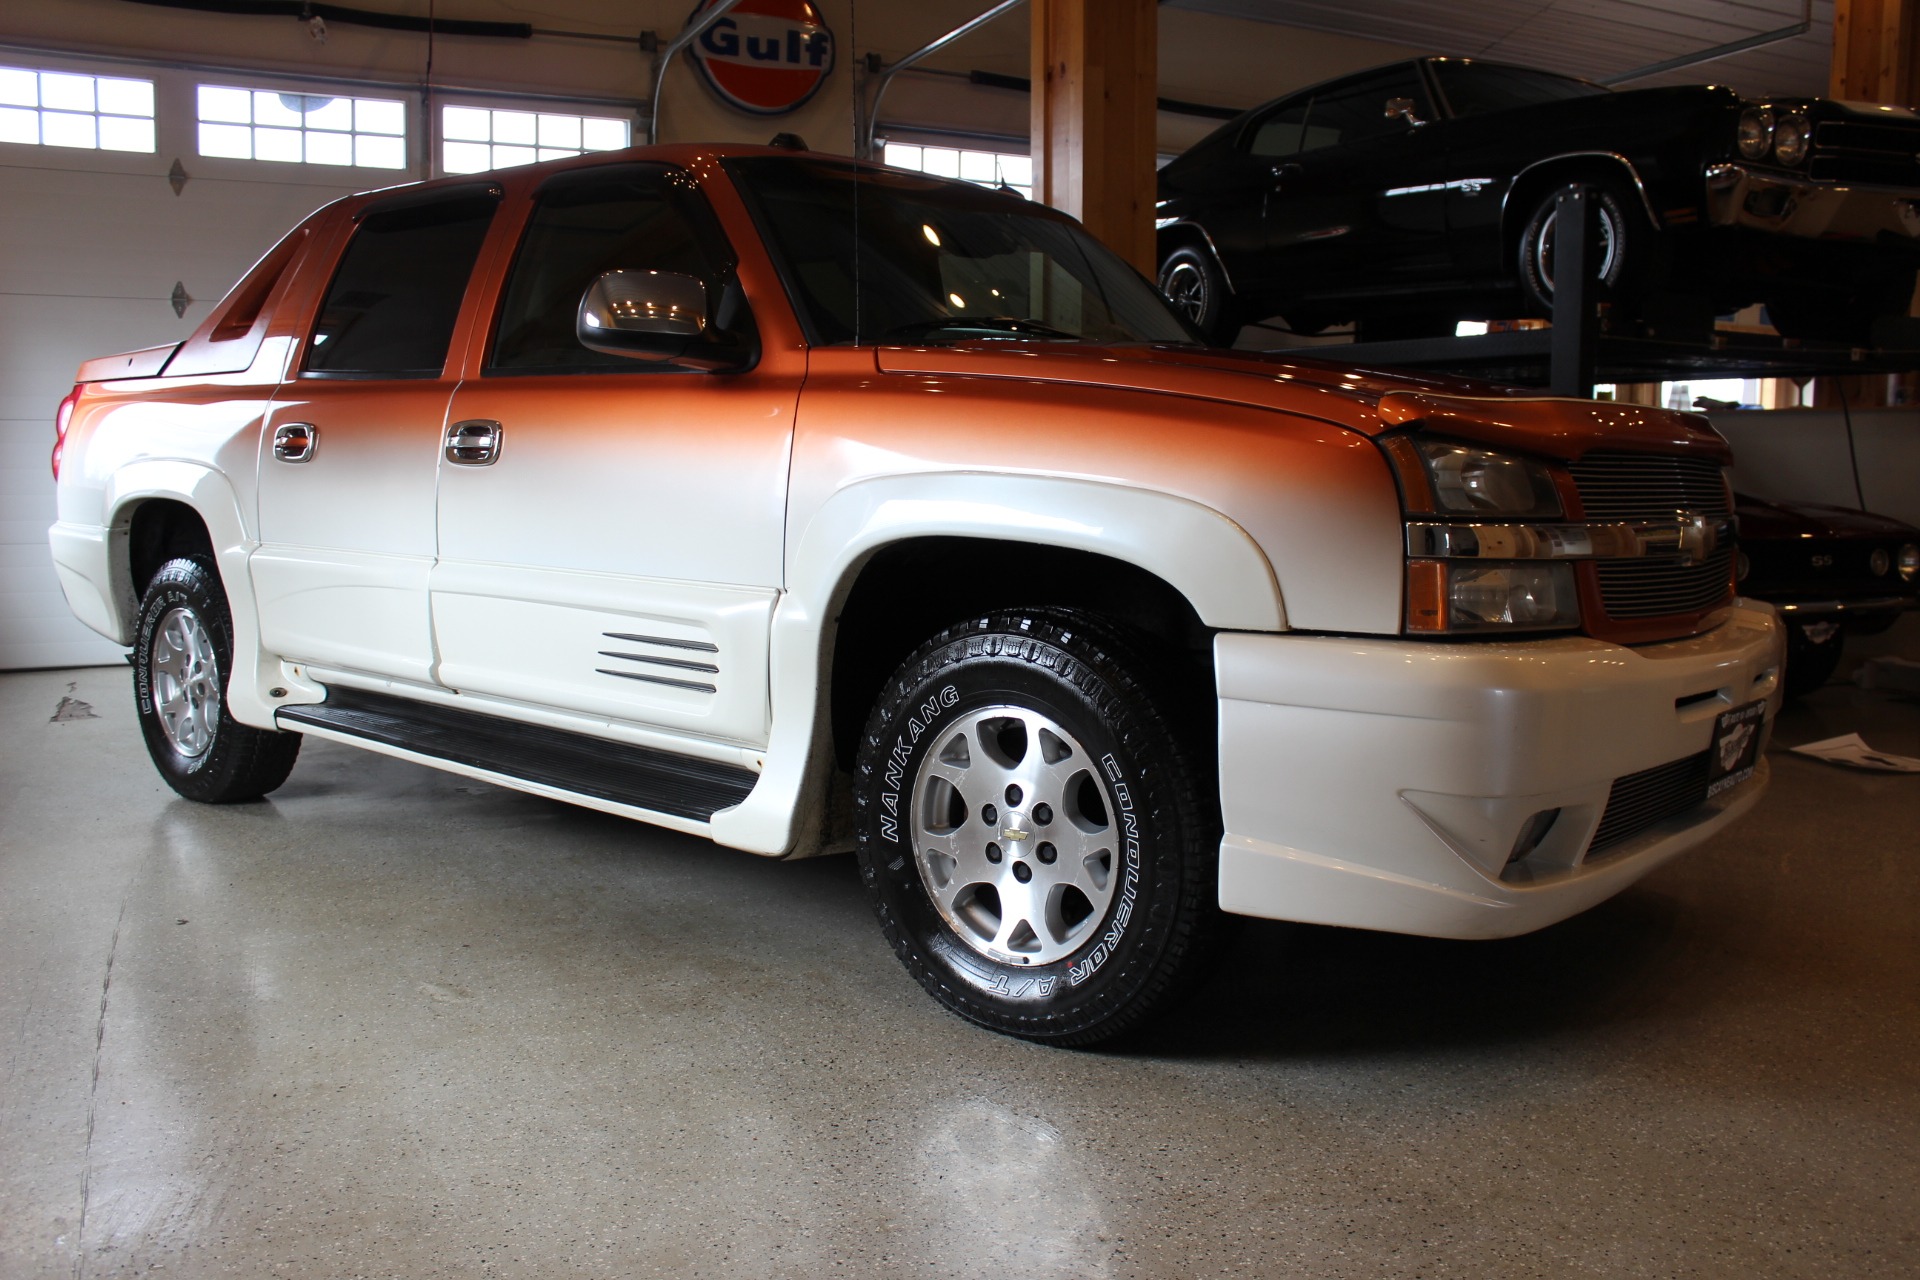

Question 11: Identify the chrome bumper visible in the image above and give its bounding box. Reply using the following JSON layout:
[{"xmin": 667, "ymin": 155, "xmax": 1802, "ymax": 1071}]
[{"xmin": 1705, "ymin": 163, "xmax": 1920, "ymax": 244}]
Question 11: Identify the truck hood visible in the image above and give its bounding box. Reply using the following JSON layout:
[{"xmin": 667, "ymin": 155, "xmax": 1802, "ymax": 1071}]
[{"xmin": 874, "ymin": 342, "xmax": 1730, "ymax": 462}]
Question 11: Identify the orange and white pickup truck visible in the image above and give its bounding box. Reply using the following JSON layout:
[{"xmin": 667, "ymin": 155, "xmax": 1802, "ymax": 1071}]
[{"xmin": 49, "ymin": 144, "xmax": 1782, "ymax": 1044}]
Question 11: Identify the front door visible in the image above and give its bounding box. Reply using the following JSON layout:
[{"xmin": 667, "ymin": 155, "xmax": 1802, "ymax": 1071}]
[
  {"xmin": 430, "ymin": 164, "xmax": 796, "ymax": 748},
  {"xmin": 251, "ymin": 186, "xmax": 499, "ymax": 684}
]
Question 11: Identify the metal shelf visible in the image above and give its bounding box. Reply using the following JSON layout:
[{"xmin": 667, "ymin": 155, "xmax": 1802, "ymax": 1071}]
[{"xmin": 1257, "ymin": 185, "xmax": 1920, "ymax": 395}]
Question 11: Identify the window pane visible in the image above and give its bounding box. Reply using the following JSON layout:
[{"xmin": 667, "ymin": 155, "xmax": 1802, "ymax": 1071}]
[
  {"xmin": 198, "ymin": 121, "xmax": 252, "ymax": 158},
  {"xmin": 39, "ymin": 72, "xmax": 94, "ymax": 113},
  {"xmin": 959, "ymin": 151, "xmax": 995, "ymax": 183},
  {"xmin": 493, "ymin": 144, "xmax": 537, "ymax": 169},
  {"xmin": 0, "ymin": 68, "xmax": 37, "ymax": 107},
  {"xmin": 253, "ymin": 91, "xmax": 307, "ymax": 128},
  {"xmin": 883, "ymin": 143, "xmax": 920, "ymax": 168},
  {"xmin": 920, "ymin": 147, "xmax": 959, "ymax": 178},
  {"xmin": 580, "ymin": 117, "xmax": 628, "ymax": 150},
  {"xmin": 198, "ymin": 85, "xmax": 252, "ymax": 124},
  {"xmin": 493, "ymin": 111, "xmax": 536, "ymax": 145},
  {"xmin": 308, "ymin": 192, "xmax": 497, "ymax": 375},
  {"xmin": 255, "ymin": 127, "xmax": 302, "ymax": 162},
  {"xmin": 356, "ymin": 98, "xmax": 405, "ymax": 135},
  {"xmin": 443, "ymin": 139, "xmax": 491, "ymax": 173},
  {"xmin": 96, "ymin": 77, "xmax": 153, "ymax": 117},
  {"xmin": 304, "ymin": 96, "xmax": 352, "ymax": 131},
  {"xmin": 98, "ymin": 115, "xmax": 154, "ymax": 152},
  {"xmin": 355, "ymin": 134, "xmax": 406, "ymax": 169},
  {"xmin": 0, "ymin": 105, "xmax": 37, "ymax": 144},
  {"xmin": 305, "ymin": 130, "xmax": 353, "ymax": 165},
  {"xmin": 41, "ymin": 111, "xmax": 96, "ymax": 149},
  {"xmin": 538, "ymin": 114, "xmax": 581, "ymax": 149},
  {"xmin": 444, "ymin": 105, "xmax": 491, "ymax": 141},
  {"xmin": 998, "ymin": 155, "xmax": 1032, "ymax": 186},
  {"xmin": 489, "ymin": 165, "xmax": 737, "ymax": 373}
]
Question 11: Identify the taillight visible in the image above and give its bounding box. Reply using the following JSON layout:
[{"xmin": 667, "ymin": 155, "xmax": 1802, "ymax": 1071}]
[{"xmin": 52, "ymin": 386, "xmax": 79, "ymax": 481}]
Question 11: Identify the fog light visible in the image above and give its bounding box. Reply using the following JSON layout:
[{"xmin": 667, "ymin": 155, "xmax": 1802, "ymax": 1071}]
[
  {"xmin": 1447, "ymin": 562, "xmax": 1579, "ymax": 631},
  {"xmin": 1508, "ymin": 808, "xmax": 1561, "ymax": 865}
]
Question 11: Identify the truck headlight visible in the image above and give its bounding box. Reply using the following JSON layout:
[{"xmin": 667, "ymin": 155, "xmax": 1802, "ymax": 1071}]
[
  {"xmin": 1737, "ymin": 108, "xmax": 1774, "ymax": 160},
  {"xmin": 1388, "ymin": 438, "xmax": 1563, "ymax": 518},
  {"xmin": 1773, "ymin": 114, "xmax": 1810, "ymax": 166}
]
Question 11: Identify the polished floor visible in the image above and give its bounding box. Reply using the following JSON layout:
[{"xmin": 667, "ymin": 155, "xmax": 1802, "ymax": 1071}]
[{"xmin": 3, "ymin": 622, "xmax": 1917, "ymax": 1279}]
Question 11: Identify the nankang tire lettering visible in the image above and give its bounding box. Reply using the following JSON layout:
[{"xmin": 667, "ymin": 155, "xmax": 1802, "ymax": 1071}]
[{"xmin": 877, "ymin": 683, "xmax": 959, "ymax": 844}]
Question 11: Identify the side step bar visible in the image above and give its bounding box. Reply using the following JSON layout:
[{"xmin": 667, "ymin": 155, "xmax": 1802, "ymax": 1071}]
[{"xmin": 277, "ymin": 686, "xmax": 757, "ymax": 822}]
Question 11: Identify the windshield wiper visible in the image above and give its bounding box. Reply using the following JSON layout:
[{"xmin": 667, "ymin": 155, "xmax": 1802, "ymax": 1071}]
[{"xmin": 876, "ymin": 316, "xmax": 1087, "ymax": 344}]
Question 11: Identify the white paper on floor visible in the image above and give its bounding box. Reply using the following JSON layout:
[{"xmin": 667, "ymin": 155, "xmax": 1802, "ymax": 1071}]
[{"xmin": 1788, "ymin": 733, "xmax": 1920, "ymax": 773}]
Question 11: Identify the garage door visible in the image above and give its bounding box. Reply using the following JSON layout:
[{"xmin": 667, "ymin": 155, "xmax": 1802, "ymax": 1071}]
[{"xmin": 0, "ymin": 52, "xmax": 402, "ymax": 669}]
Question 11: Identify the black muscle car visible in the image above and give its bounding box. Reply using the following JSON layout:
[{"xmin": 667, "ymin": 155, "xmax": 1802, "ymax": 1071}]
[
  {"xmin": 1155, "ymin": 58, "xmax": 1920, "ymax": 345},
  {"xmin": 1734, "ymin": 494, "xmax": 1919, "ymax": 696}
]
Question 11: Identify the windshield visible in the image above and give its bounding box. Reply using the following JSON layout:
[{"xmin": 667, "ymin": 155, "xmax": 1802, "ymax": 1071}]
[
  {"xmin": 1432, "ymin": 61, "xmax": 1607, "ymax": 118},
  {"xmin": 725, "ymin": 156, "xmax": 1195, "ymax": 347}
]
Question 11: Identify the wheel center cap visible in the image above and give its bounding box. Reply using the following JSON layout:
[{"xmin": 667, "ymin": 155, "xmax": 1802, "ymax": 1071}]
[{"xmin": 1000, "ymin": 811, "xmax": 1030, "ymax": 842}]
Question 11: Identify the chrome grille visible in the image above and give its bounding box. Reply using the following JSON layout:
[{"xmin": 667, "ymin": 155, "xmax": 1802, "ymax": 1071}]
[
  {"xmin": 1811, "ymin": 120, "xmax": 1920, "ymax": 186},
  {"xmin": 1570, "ymin": 453, "xmax": 1732, "ymax": 620},
  {"xmin": 1589, "ymin": 750, "xmax": 1709, "ymax": 855}
]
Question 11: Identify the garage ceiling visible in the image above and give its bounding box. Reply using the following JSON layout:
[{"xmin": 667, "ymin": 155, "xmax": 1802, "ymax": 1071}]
[{"xmin": 1162, "ymin": 0, "xmax": 1835, "ymax": 98}]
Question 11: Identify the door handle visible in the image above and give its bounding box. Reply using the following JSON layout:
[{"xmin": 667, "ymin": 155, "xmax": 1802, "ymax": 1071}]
[
  {"xmin": 445, "ymin": 419, "xmax": 502, "ymax": 466},
  {"xmin": 272, "ymin": 422, "xmax": 318, "ymax": 463}
]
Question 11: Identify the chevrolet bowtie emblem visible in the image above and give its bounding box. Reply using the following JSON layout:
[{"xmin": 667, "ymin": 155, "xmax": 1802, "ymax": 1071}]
[
  {"xmin": 1001, "ymin": 828, "xmax": 1030, "ymax": 841},
  {"xmin": 1675, "ymin": 510, "xmax": 1725, "ymax": 567}
]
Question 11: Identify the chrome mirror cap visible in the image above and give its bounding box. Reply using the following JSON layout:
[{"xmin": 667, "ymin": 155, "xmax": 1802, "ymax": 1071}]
[{"xmin": 577, "ymin": 270, "xmax": 708, "ymax": 360}]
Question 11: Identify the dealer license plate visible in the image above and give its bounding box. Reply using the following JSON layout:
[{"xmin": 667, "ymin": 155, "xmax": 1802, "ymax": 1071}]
[{"xmin": 1706, "ymin": 700, "xmax": 1766, "ymax": 798}]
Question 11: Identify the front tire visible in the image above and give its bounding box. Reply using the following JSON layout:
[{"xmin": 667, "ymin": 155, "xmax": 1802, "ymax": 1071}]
[
  {"xmin": 133, "ymin": 557, "xmax": 301, "ymax": 802},
  {"xmin": 853, "ymin": 610, "xmax": 1224, "ymax": 1046},
  {"xmin": 1782, "ymin": 616, "xmax": 1845, "ymax": 698},
  {"xmin": 1518, "ymin": 181, "xmax": 1638, "ymax": 314}
]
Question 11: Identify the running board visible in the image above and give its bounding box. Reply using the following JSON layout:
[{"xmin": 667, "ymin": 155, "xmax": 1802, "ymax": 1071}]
[{"xmin": 277, "ymin": 686, "xmax": 757, "ymax": 822}]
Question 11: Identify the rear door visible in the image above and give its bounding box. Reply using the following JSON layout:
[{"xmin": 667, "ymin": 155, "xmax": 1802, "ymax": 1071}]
[
  {"xmin": 250, "ymin": 184, "xmax": 499, "ymax": 684},
  {"xmin": 429, "ymin": 164, "xmax": 796, "ymax": 747}
]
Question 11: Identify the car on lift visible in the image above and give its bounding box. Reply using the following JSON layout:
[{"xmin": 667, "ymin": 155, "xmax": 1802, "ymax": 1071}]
[
  {"xmin": 1154, "ymin": 57, "xmax": 1920, "ymax": 345},
  {"xmin": 1733, "ymin": 493, "xmax": 1919, "ymax": 696}
]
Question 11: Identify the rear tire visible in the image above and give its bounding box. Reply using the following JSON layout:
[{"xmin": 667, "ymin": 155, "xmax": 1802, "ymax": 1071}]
[
  {"xmin": 133, "ymin": 556, "xmax": 301, "ymax": 802},
  {"xmin": 852, "ymin": 609, "xmax": 1225, "ymax": 1046},
  {"xmin": 1157, "ymin": 245, "xmax": 1240, "ymax": 345}
]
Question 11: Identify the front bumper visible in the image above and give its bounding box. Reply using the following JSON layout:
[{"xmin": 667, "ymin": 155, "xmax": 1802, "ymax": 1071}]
[
  {"xmin": 1213, "ymin": 599, "xmax": 1783, "ymax": 939},
  {"xmin": 1705, "ymin": 163, "xmax": 1920, "ymax": 245}
]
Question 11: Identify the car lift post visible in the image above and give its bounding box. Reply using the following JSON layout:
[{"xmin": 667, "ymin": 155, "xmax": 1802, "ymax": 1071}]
[{"xmin": 1550, "ymin": 184, "xmax": 1600, "ymax": 398}]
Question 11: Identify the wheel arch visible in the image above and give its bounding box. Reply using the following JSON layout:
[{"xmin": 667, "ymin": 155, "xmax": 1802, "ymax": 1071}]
[
  {"xmin": 1155, "ymin": 221, "xmax": 1236, "ymax": 293},
  {"xmin": 1500, "ymin": 152, "xmax": 1659, "ymax": 263},
  {"xmin": 705, "ymin": 473, "xmax": 1284, "ymax": 858},
  {"xmin": 101, "ymin": 460, "xmax": 290, "ymax": 731}
]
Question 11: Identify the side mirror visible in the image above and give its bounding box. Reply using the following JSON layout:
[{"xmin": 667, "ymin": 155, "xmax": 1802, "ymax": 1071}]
[
  {"xmin": 576, "ymin": 270, "xmax": 749, "ymax": 370},
  {"xmin": 1385, "ymin": 97, "xmax": 1426, "ymax": 128}
]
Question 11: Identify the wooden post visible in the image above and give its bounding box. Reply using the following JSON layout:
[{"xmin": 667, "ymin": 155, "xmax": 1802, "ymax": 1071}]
[
  {"xmin": 1030, "ymin": 0, "xmax": 1158, "ymax": 275},
  {"xmin": 1818, "ymin": 0, "xmax": 1920, "ymax": 408}
]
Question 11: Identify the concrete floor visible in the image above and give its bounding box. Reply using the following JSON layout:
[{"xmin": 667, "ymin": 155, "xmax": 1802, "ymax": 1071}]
[{"xmin": 3, "ymin": 625, "xmax": 1916, "ymax": 1280}]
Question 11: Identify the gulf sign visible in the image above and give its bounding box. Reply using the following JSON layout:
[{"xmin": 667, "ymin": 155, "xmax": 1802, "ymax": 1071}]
[{"xmin": 686, "ymin": 0, "xmax": 836, "ymax": 116}]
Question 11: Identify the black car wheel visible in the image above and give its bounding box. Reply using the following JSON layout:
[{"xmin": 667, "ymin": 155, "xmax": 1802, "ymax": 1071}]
[
  {"xmin": 852, "ymin": 609, "xmax": 1225, "ymax": 1046},
  {"xmin": 134, "ymin": 556, "xmax": 302, "ymax": 802},
  {"xmin": 1783, "ymin": 616, "xmax": 1845, "ymax": 698},
  {"xmin": 1518, "ymin": 182, "xmax": 1636, "ymax": 313},
  {"xmin": 1157, "ymin": 245, "xmax": 1237, "ymax": 344}
]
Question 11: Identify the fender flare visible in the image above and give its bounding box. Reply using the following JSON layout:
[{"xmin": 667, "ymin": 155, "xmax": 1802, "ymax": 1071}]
[
  {"xmin": 103, "ymin": 460, "xmax": 305, "ymax": 730},
  {"xmin": 708, "ymin": 472, "xmax": 1284, "ymax": 856}
]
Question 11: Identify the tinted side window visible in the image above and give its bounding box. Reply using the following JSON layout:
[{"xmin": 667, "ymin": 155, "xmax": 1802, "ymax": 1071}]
[
  {"xmin": 1298, "ymin": 69, "xmax": 1429, "ymax": 150},
  {"xmin": 489, "ymin": 166, "xmax": 738, "ymax": 374},
  {"xmin": 306, "ymin": 192, "xmax": 497, "ymax": 377},
  {"xmin": 1248, "ymin": 101, "xmax": 1311, "ymax": 157}
]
